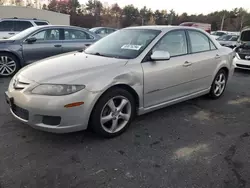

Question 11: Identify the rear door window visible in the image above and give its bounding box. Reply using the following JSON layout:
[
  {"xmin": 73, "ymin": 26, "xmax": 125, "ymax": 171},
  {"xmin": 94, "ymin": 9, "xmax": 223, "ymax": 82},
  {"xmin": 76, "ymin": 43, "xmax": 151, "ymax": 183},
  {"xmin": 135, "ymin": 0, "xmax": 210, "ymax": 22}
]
[
  {"xmin": 64, "ymin": 29, "xmax": 94, "ymax": 40},
  {"xmin": 188, "ymin": 30, "xmax": 210, "ymax": 53},
  {"xmin": 14, "ymin": 21, "xmax": 33, "ymax": 31},
  {"xmin": 0, "ymin": 21, "xmax": 15, "ymax": 31}
]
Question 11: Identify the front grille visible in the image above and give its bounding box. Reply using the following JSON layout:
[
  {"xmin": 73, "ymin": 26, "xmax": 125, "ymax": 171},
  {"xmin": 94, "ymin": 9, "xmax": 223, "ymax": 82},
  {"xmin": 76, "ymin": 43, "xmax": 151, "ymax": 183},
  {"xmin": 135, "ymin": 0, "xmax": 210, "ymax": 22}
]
[
  {"xmin": 12, "ymin": 76, "xmax": 31, "ymax": 90},
  {"xmin": 12, "ymin": 104, "xmax": 29, "ymax": 120},
  {"xmin": 236, "ymin": 64, "xmax": 250, "ymax": 69},
  {"xmin": 13, "ymin": 81, "xmax": 30, "ymax": 90}
]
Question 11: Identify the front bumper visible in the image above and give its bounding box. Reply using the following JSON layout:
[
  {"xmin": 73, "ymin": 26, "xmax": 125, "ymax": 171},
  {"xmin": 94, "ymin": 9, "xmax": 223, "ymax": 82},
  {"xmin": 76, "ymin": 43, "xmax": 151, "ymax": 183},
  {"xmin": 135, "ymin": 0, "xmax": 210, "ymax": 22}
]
[
  {"xmin": 6, "ymin": 77, "xmax": 99, "ymax": 133},
  {"xmin": 233, "ymin": 57, "xmax": 250, "ymax": 70}
]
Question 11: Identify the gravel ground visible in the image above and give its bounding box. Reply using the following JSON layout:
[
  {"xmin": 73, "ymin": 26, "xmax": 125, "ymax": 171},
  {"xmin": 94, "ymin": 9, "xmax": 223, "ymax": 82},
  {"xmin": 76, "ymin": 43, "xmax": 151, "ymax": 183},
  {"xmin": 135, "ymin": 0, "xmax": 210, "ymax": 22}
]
[{"xmin": 0, "ymin": 70, "xmax": 250, "ymax": 188}]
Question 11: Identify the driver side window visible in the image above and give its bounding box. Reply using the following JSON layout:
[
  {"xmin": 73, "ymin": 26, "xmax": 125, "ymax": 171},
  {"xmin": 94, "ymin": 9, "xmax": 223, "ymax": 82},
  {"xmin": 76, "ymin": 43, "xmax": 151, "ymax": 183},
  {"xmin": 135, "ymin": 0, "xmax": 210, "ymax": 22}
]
[
  {"xmin": 152, "ymin": 30, "xmax": 188, "ymax": 57},
  {"xmin": 31, "ymin": 29, "xmax": 60, "ymax": 41}
]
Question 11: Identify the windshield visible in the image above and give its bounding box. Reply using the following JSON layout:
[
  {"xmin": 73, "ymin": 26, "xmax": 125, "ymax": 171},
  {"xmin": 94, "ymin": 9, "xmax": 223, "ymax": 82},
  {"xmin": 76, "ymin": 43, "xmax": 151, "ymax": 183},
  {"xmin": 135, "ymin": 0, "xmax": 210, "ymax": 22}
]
[
  {"xmin": 89, "ymin": 28, "xmax": 99, "ymax": 32},
  {"xmin": 229, "ymin": 36, "xmax": 239, "ymax": 41},
  {"xmin": 212, "ymin": 31, "xmax": 226, "ymax": 36},
  {"xmin": 9, "ymin": 27, "xmax": 39, "ymax": 40},
  {"xmin": 85, "ymin": 29, "xmax": 161, "ymax": 59},
  {"xmin": 217, "ymin": 35, "xmax": 233, "ymax": 41}
]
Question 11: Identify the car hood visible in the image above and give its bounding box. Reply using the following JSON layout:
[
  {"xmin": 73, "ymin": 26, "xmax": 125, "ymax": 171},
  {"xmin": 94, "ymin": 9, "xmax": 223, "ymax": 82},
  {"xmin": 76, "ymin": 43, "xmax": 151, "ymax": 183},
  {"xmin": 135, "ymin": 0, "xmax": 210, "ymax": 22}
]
[
  {"xmin": 219, "ymin": 41, "xmax": 236, "ymax": 45},
  {"xmin": 18, "ymin": 52, "xmax": 128, "ymax": 84}
]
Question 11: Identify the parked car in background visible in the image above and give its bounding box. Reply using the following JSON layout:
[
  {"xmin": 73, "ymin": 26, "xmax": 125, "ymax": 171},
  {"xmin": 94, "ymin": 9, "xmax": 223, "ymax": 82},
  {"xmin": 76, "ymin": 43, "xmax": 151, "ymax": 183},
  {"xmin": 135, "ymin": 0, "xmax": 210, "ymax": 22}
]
[
  {"xmin": 0, "ymin": 18, "xmax": 49, "ymax": 39},
  {"xmin": 5, "ymin": 26, "xmax": 235, "ymax": 137},
  {"xmin": 211, "ymin": 30, "xmax": 228, "ymax": 39},
  {"xmin": 0, "ymin": 25, "xmax": 101, "ymax": 77},
  {"xmin": 233, "ymin": 26, "xmax": 250, "ymax": 70},
  {"xmin": 89, "ymin": 27, "xmax": 118, "ymax": 37},
  {"xmin": 217, "ymin": 34, "xmax": 239, "ymax": 48},
  {"xmin": 179, "ymin": 22, "xmax": 211, "ymax": 33}
]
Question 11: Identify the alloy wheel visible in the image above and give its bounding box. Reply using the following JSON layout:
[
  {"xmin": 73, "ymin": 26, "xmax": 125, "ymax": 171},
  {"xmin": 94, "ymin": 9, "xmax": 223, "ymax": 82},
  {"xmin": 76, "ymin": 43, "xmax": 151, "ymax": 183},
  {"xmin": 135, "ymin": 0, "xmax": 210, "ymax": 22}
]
[
  {"xmin": 100, "ymin": 96, "xmax": 132, "ymax": 134},
  {"xmin": 0, "ymin": 56, "xmax": 17, "ymax": 76},
  {"xmin": 214, "ymin": 73, "xmax": 226, "ymax": 97}
]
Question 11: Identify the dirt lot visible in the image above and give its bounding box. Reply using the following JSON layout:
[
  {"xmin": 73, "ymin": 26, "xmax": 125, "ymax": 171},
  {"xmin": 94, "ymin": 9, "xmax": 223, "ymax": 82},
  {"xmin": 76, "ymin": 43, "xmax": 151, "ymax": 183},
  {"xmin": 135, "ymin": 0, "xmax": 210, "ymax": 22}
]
[{"xmin": 0, "ymin": 70, "xmax": 250, "ymax": 188}]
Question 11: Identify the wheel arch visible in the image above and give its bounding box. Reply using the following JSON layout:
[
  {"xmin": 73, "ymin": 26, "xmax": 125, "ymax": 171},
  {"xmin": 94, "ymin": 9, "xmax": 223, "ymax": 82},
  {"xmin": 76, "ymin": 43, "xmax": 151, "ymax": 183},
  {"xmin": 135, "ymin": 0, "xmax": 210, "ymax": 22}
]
[
  {"xmin": 0, "ymin": 50, "xmax": 22, "ymax": 66},
  {"xmin": 87, "ymin": 83, "xmax": 140, "ymax": 129},
  {"xmin": 220, "ymin": 67, "xmax": 229, "ymax": 78}
]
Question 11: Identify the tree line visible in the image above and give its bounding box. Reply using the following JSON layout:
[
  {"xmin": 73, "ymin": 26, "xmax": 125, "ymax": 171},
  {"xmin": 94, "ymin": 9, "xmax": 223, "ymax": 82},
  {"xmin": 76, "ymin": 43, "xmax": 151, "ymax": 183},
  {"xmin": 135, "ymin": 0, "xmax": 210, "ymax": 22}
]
[{"xmin": 2, "ymin": 0, "xmax": 250, "ymax": 31}]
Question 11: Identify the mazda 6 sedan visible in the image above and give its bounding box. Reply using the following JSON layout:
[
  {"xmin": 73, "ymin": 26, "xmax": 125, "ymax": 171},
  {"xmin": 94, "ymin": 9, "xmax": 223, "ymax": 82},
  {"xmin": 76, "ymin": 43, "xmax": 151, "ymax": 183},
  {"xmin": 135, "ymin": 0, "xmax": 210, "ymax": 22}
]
[{"xmin": 5, "ymin": 26, "xmax": 235, "ymax": 138}]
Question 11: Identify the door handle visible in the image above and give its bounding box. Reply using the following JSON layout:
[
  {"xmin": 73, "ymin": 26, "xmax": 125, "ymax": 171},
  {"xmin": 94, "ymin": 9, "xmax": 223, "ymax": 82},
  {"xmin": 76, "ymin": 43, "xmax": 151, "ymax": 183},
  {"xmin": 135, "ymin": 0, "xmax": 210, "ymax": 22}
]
[
  {"xmin": 8, "ymin": 33, "xmax": 15, "ymax": 35},
  {"xmin": 215, "ymin": 54, "xmax": 221, "ymax": 59},
  {"xmin": 85, "ymin": 44, "xmax": 91, "ymax": 46},
  {"xmin": 54, "ymin": 44, "xmax": 62, "ymax": 47},
  {"xmin": 183, "ymin": 61, "xmax": 192, "ymax": 67}
]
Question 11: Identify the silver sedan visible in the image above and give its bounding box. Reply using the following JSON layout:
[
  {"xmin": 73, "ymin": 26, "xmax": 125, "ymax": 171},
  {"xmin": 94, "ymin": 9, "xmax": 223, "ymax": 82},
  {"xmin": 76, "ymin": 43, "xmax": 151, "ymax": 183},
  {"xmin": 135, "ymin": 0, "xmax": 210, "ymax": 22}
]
[{"xmin": 5, "ymin": 26, "xmax": 235, "ymax": 137}]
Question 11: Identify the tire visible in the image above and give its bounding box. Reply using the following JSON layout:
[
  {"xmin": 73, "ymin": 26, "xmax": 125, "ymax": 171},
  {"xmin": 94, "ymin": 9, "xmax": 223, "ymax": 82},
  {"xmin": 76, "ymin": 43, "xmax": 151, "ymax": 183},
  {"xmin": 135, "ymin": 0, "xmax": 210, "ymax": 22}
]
[
  {"xmin": 209, "ymin": 69, "xmax": 228, "ymax": 99},
  {"xmin": 0, "ymin": 52, "xmax": 20, "ymax": 77},
  {"xmin": 90, "ymin": 88, "xmax": 136, "ymax": 138}
]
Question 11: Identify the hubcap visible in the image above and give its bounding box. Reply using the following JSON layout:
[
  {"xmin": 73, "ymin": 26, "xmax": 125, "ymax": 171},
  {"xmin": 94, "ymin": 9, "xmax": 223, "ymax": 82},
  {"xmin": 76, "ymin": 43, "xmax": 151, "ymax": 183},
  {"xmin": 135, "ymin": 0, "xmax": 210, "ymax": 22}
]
[
  {"xmin": 214, "ymin": 73, "xmax": 226, "ymax": 96},
  {"xmin": 100, "ymin": 96, "xmax": 131, "ymax": 133},
  {"xmin": 0, "ymin": 56, "xmax": 16, "ymax": 76}
]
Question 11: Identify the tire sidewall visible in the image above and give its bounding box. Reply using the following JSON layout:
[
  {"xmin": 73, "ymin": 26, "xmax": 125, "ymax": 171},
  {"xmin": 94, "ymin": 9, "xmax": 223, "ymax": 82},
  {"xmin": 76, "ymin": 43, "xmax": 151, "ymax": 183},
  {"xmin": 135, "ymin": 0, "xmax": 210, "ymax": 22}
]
[
  {"xmin": 210, "ymin": 69, "xmax": 227, "ymax": 99},
  {"xmin": 90, "ymin": 88, "xmax": 136, "ymax": 138},
  {"xmin": 0, "ymin": 52, "xmax": 20, "ymax": 77}
]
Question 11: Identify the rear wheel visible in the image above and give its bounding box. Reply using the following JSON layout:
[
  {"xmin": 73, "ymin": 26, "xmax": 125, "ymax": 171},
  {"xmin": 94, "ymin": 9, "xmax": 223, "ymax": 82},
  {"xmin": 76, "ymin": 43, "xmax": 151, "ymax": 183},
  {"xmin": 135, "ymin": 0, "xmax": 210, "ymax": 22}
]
[
  {"xmin": 90, "ymin": 88, "xmax": 136, "ymax": 138},
  {"xmin": 0, "ymin": 53, "xmax": 20, "ymax": 77},
  {"xmin": 209, "ymin": 69, "xmax": 227, "ymax": 99}
]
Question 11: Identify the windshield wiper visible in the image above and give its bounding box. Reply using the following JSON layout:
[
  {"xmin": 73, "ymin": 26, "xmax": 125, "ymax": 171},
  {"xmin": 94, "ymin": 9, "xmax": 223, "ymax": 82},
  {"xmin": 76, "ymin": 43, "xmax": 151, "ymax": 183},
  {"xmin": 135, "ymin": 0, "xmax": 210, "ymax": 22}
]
[
  {"xmin": 86, "ymin": 52, "xmax": 108, "ymax": 57},
  {"xmin": 86, "ymin": 52, "xmax": 128, "ymax": 59}
]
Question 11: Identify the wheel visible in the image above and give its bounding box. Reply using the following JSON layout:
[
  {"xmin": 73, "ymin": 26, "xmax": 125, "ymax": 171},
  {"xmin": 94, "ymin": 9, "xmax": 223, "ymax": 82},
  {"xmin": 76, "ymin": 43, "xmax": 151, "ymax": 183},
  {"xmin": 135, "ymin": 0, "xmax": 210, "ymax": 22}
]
[
  {"xmin": 0, "ymin": 52, "xmax": 20, "ymax": 77},
  {"xmin": 90, "ymin": 88, "xmax": 136, "ymax": 138},
  {"xmin": 209, "ymin": 69, "xmax": 227, "ymax": 99}
]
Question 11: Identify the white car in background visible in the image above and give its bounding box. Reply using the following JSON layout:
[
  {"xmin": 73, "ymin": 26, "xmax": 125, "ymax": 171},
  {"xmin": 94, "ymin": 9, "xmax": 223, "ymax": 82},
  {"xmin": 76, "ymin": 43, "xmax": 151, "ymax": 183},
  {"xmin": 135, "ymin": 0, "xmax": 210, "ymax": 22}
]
[
  {"xmin": 0, "ymin": 18, "xmax": 49, "ymax": 39},
  {"xmin": 217, "ymin": 34, "xmax": 239, "ymax": 49},
  {"xmin": 233, "ymin": 27, "xmax": 250, "ymax": 70},
  {"xmin": 89, "ymin": 27, "xmax": 118, "ymax": 38},
  {"xmin": 211, "ymin": 31, "xmax": 228, "ymax": 39}
]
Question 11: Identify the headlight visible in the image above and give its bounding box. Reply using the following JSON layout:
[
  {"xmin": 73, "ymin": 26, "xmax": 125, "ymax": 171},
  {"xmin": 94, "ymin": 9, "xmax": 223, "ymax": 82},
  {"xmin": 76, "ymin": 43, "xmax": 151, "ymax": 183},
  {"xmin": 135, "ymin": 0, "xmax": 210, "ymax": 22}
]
[{"xmin": 31, "ymin": 84, "xmax": 85, "ymax": 96}]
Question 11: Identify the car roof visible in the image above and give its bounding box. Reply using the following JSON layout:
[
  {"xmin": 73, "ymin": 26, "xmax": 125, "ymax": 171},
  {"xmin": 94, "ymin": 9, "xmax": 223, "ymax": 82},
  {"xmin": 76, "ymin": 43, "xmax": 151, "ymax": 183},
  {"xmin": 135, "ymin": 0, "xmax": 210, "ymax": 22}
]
[
  {"xmin": 32, "ymin": 25, "xmax": 89, "ymax": 30},
  {"xmin": 91, "ymin": 27, "xmax": 117, "ymax": 30},
  {"xmin": 0, "ymin": 18, "xmax": 49, "ymax": 22},
  {"xmin": 123, "ymin": 25, "xmax": 205, "ymax": 32}
]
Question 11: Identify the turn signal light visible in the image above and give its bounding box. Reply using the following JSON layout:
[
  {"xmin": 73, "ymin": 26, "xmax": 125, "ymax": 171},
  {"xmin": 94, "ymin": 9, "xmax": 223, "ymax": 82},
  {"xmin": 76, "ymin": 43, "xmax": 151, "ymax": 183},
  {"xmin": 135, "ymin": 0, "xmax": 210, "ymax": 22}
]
[{"xmin": 64, "ymin": 102, "xmax": 84, "ymax": 108}]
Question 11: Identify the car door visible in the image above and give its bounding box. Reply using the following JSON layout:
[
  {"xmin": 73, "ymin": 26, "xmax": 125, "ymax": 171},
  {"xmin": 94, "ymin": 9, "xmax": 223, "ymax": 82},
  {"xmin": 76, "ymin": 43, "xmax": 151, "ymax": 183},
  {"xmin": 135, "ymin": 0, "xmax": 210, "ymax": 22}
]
[
  {"xmin": 0, "ymin": 20, "xmax": 16, "ymax": 39},
  {"xmin": 62, "ymin": 28, "xmax": 96, "ymax": 53},
  {"xmin": 186, "ymin": 30, "xmax": 220, "ymax": 93},
  {"xmin": 22, "ymin": 28, "xmax": 63, "ymax": 63},
  {"xmin": 142, "ymin": 30, "xmax": 193, "ymax": 108}
]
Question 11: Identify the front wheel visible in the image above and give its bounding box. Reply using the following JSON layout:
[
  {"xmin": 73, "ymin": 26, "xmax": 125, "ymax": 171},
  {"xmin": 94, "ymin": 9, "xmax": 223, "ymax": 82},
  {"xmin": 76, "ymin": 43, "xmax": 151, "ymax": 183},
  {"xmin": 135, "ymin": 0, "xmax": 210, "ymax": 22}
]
[
  {"xmin": 0, "ymin": 53, "xmax": 20, "ymax": 77},
  {"xmin": 209, "ymin": 69, "xmax": 227, "ymax": 99},
  {"xmin": 90, "ymin": 88, "xmax": 136, "ymax": 138}
]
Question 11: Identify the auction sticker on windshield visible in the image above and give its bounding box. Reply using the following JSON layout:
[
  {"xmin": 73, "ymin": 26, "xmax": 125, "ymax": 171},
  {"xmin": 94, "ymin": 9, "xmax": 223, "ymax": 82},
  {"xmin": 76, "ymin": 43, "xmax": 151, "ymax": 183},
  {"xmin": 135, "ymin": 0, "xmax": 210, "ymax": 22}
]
[{"xmin": 121, "ymin": 44, "xmax": 142, "ymax": 50}]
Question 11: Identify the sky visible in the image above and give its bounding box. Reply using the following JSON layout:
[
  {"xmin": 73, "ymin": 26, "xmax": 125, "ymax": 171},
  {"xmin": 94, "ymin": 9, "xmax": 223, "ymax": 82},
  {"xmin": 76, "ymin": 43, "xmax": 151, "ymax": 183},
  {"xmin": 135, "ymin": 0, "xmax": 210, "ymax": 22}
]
[{"xmin": 79, "ymin": 0, "xmax": 250, "ymax": 15}]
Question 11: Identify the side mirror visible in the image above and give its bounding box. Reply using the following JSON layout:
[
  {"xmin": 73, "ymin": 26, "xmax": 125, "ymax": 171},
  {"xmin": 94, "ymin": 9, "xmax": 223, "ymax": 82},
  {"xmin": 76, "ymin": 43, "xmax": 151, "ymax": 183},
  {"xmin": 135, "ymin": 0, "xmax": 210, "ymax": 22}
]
[
  {"xmin": 150, "ymin": 50, "xmax": 170, "ymax": 61},
  {"xmin": 25, "ymin": 37, "xmax": 37, "ymax": 43}
]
